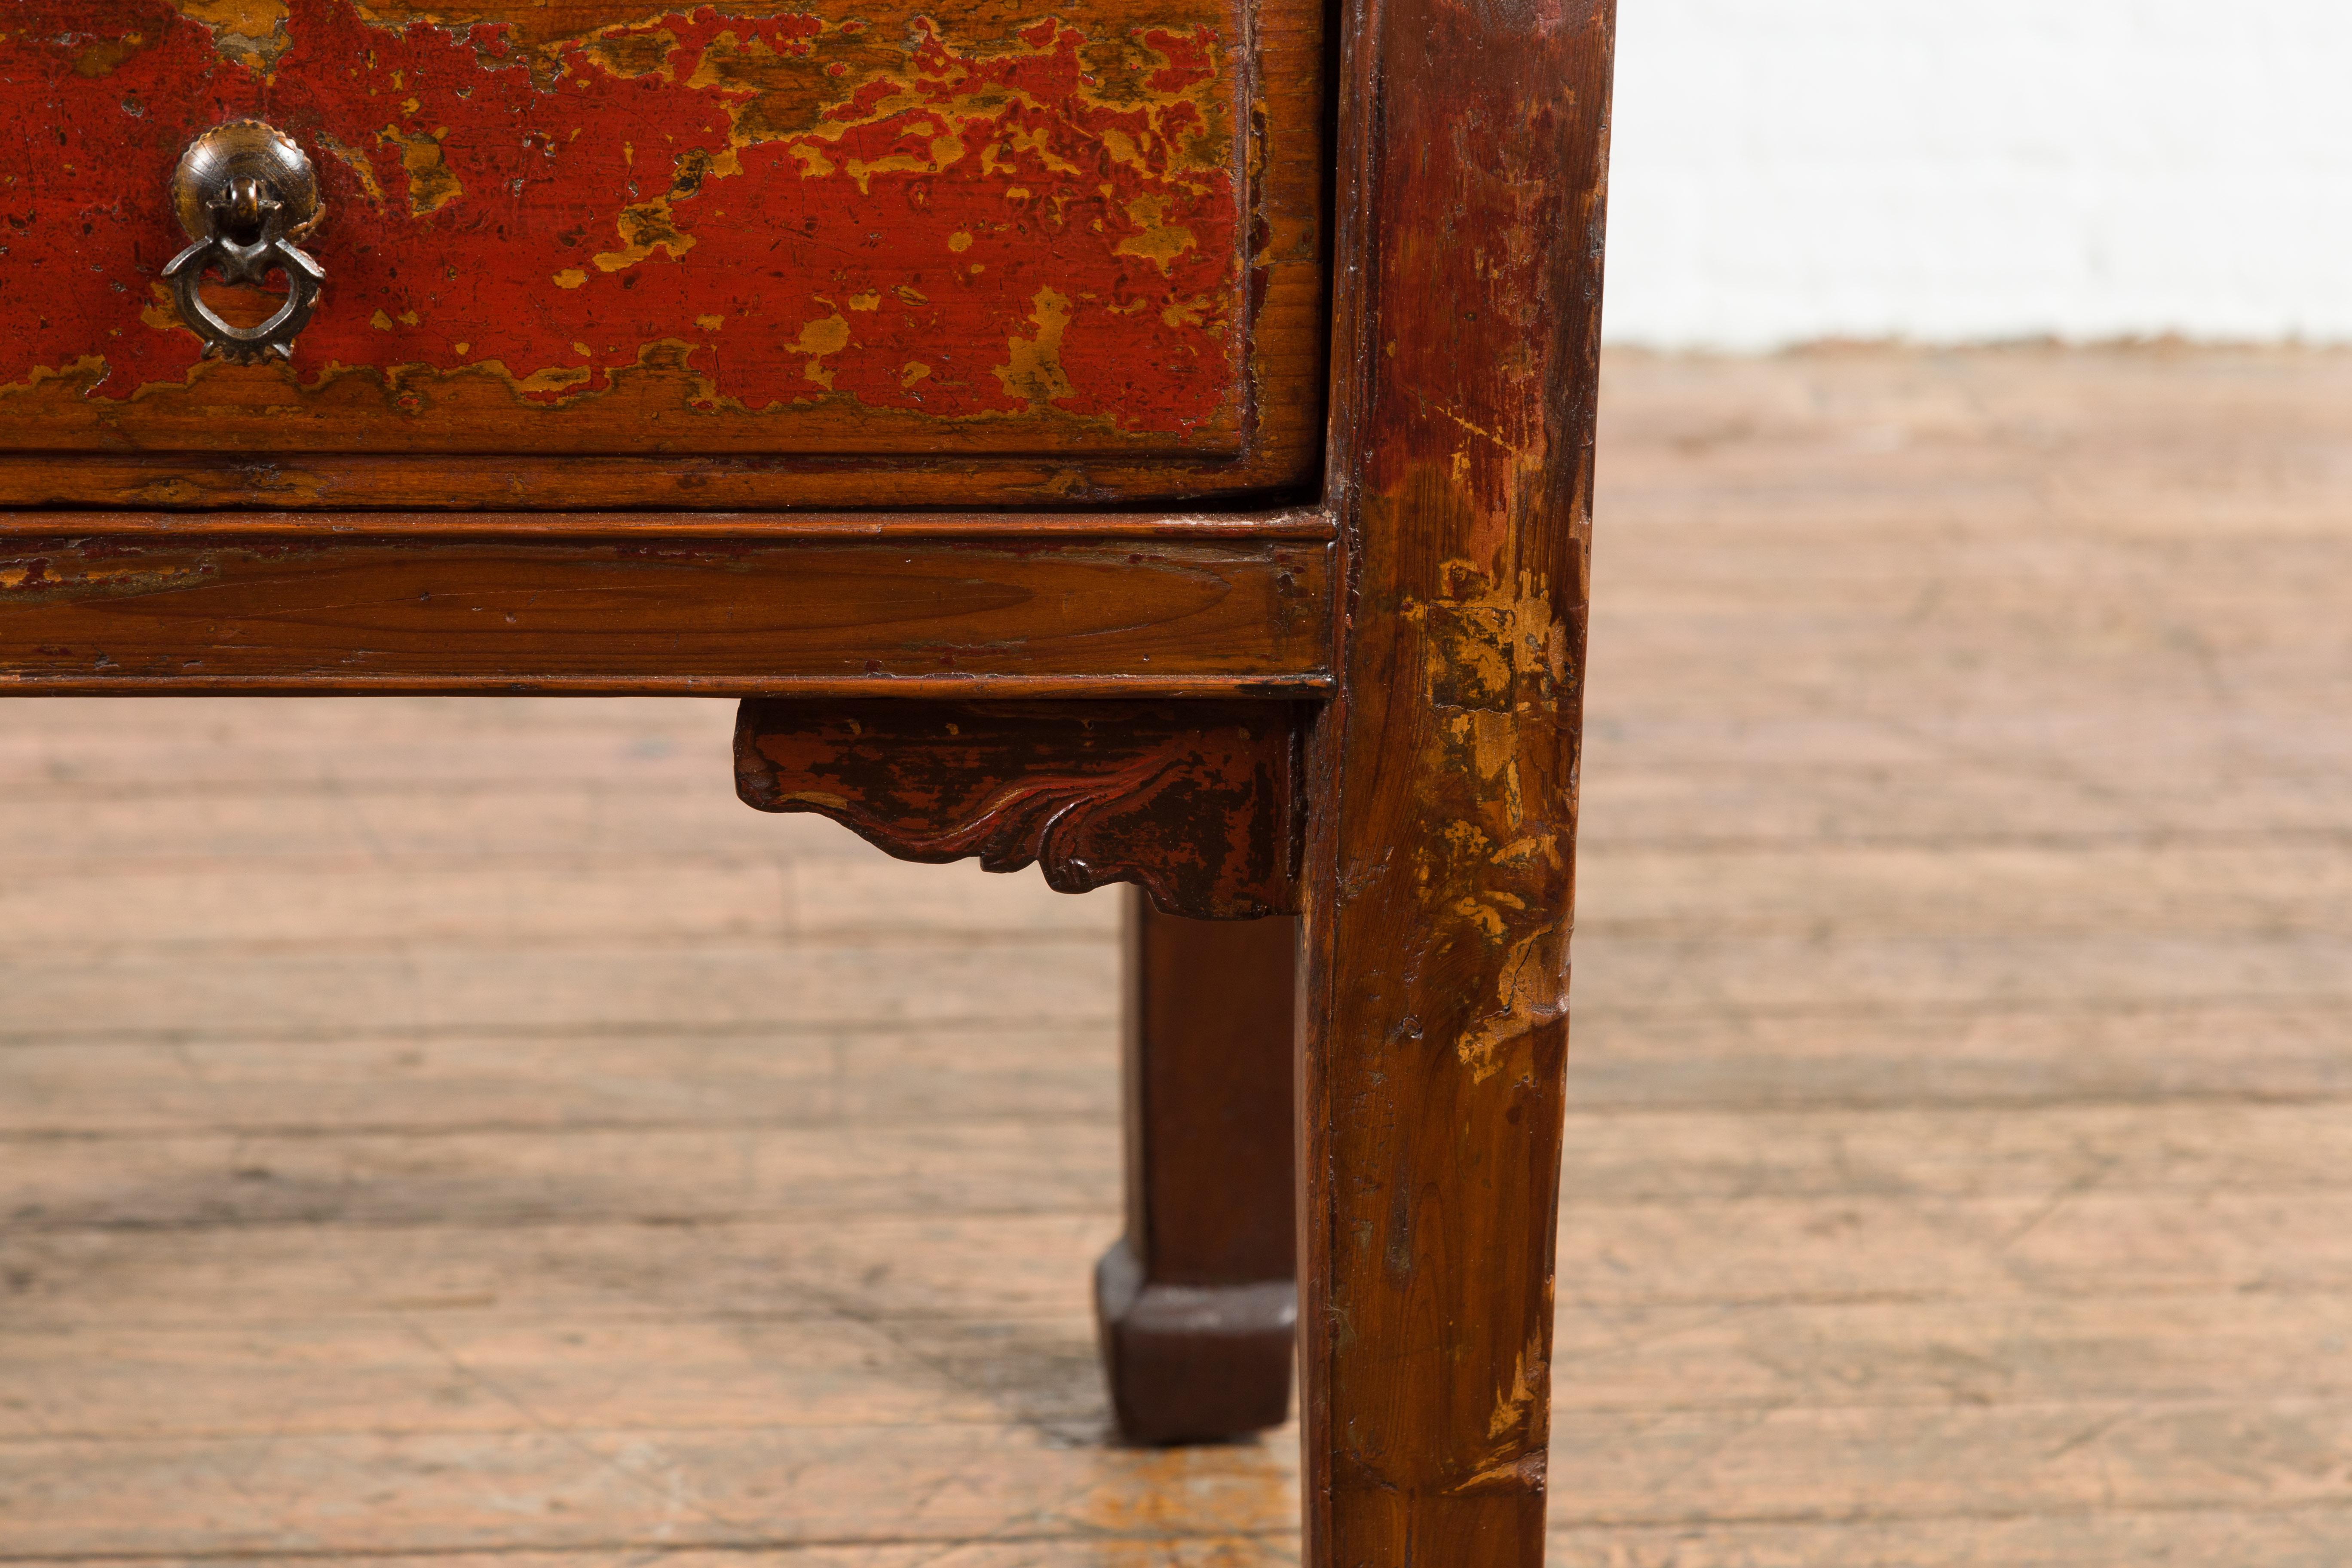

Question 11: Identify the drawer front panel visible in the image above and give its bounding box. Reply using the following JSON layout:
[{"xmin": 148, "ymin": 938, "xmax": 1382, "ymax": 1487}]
[{"xmin": 0, "ymin": 0, "xmax": 1320, "ymax": 485}]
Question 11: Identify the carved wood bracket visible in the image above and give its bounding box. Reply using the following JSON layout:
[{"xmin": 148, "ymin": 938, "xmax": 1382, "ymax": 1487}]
[{"xmin": 735, "ymin": 699, "xmax": 1308, "ymax": 919}]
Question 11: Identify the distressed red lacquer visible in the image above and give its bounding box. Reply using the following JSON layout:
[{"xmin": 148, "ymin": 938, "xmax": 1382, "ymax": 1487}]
[{"xmin": 0, "ymin": 0, "xmax": 1243, "ymax": 445}]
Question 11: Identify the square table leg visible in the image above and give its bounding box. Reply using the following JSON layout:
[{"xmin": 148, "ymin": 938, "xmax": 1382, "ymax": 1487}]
[
  {"xmin": 1298, "ymin": 0, "xmax": 1614, "ymax": 1556},
  {"xmin": 1096, "ymin": 894, "xmax": 1300, "ymax": 1444}
]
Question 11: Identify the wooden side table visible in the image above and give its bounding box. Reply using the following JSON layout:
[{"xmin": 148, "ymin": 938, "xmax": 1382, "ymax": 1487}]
[{"xmin": 0, "ymin": 0, "xmax": 1616, "ymax": 1559}]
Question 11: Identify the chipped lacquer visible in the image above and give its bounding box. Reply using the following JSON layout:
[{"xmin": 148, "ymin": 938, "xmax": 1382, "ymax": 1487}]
[{"xmin": 0, "ymin": 0, "xmax": 1324, "ymax": 506}]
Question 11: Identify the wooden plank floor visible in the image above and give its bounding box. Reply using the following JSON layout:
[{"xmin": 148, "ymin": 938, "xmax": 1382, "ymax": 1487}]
[{"xmin": 5, "ymin": 345, "xmax": 2351, "ymax": 1564}]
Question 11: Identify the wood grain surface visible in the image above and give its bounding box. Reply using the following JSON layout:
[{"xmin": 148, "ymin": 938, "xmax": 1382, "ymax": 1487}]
[
  {"xmin": 0, "ymin": 529, "xmax": 1332, "ymax": 693},
  {"xmin": 0, "ymin": 0, "xmax": 1326, "ymax": 507},
  {"xmin": 1298, "ymin": 0, "xmax": 1613, "ymax": 1559},
  {"xmin": 7, "ymin": 346, "xmax": 2352, "ymax": 1563}
]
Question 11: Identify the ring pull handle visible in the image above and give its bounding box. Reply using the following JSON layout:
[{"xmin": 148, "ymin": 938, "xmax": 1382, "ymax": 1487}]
[{"xmin": 161, "ymin": 119, "xmax": 327, "ymax": 365}]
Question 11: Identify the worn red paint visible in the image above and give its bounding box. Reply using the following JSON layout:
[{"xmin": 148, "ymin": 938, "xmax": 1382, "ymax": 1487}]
[{"xmin": 0, "ymin": 0, "xmax": 1242, "ymax": 445}]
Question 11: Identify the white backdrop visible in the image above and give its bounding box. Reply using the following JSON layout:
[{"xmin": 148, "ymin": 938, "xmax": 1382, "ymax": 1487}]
[{"xmin": 1601, "ymin": 2, "xmax": 2352, "ymax": 347}]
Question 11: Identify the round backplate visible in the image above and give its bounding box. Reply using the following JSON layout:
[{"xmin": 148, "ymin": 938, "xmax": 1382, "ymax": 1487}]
[{"xmin": 171, "ymin": 119, "xmax": 323, "ymax": 245}]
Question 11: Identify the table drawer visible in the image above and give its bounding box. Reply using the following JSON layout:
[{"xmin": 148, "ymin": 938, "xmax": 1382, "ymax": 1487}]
[{"xmin": 0, "ymin": 0, "xmax": 1322, "ymax": 507}]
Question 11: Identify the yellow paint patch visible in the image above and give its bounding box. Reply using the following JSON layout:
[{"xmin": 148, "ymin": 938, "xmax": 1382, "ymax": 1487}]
[
  {"xmin": 1488, "ymin": 1337, "xmax": 1544, "ymax": 1440},
  {"xmin": 681, "ymin": 27, "xmax": 782, "ymax": 92},
  {"xmin": 833, "ymin": 134, "xmax": 970, "ymax": 195},
  {"xmin": 846, "ymin": 293, "xmax": 882, "ymax": 312},
  {"xmin": 1443, "ymin": 820, "xmax": 1494, "ymax": 857},
  {"xmin": 592, "ymin": 199, "xmax": 696, "ymax": 273},
  {"xmin": 695, "ymin": 314, "xmax": 726, "ymax": 331},
  {"xmin": 313, "ymin": 135, "xmax": 387, "ymax": 206},
  {"xmin": 552, "ymin": 269, "xmax": 589, "ymax": 290},
  {"xmin": 1161, "ymin": 296, "xmax": 1213, "ymax": 331},
  {"xmin": 506, "ymin": 364, "xmax": 595, "ymax": 396},
  {"xmin": 780, "ymin": 789, "xmax": 851, "ymax": 812},
  {"xmin": 1420, "ymin": 564, "xmax": 1561, "ymax": 715},
  {"xmin": 676, "ymin": 4, "xmax": 1225, "ymax": 211},
  {"xmin": 1115, "ymin": 196, "xmax": 1197, "ymax": 272},
  {"xmin": 1452, "ymin": 897, "xmax": 1508, "ymax": 940},
  {"xmin": 169, "ymin": 0, "xmax": 289, "ymax": 67},
  {"xmin": 1490, "ymin": 835, "xmax": 1558, "ymax": 868},
  {"xmin": 1408, "ymin": 559, "xmax": 1575, "ymax": 1083},
  {"xmin": 578, "ymin": 29, "xmax": 680, "ymax": 82},
  {"xmin": 992, "ymin": 124, "xmax": 1087, "ymax": 178},
  {"xmin": 379, "ymin": 127, "xmax": 462, "ymax": 216},
  {"xmin": 899, "ymin": 361, "xmax": 931, "ymax": 388},
  {"xmin": 0, "ymin": 356, "xmax": 112, "ymax": 399},
  {"xmin": 370, "ymin": 310, "xmax": 396, "ymax": 331},
  {"xmin": 784, "ymin": 144, "xmax": 838, "ymax": 180},
  {"xmin": 138, "ymin": 285, "xmax": 181, "ymax": 336},
  {"xmin": 1452, "ymin": 924, "xmax": 1564, "ymax": 1083},
  {"xmin": 791, "ymin": 313, "xmax": 853, "ymax": 388},
  {"xmin": 0, "ymin": 557, "xmax": 198, "ymax": 593},
  {"xmin": 993, "ymin": 288, "xmax": 1073, "ymax": 407},
  {"xmin": 947, "ymin": 231, "xmax": 974, "ymax": 253}
]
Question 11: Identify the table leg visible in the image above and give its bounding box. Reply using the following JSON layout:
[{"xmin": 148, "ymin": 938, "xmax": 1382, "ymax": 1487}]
[
  {"xmin": 1302, "ymin": 0, "xmax": 1612, "ymax": 1548},
  {"xmin": 1096, "ymin": 891, "xmax": 1299, "ymax": 1444}
]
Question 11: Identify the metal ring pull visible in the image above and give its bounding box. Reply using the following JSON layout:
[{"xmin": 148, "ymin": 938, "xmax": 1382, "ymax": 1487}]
[{"xmin": 161, "ymin": 119, "xmax": 327, "ymax": 365}]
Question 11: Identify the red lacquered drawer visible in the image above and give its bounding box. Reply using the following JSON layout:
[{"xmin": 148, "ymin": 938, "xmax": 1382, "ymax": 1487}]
[{"xmin": 0, "ymin": 0, "xmax": 1323, "ymax": 507}]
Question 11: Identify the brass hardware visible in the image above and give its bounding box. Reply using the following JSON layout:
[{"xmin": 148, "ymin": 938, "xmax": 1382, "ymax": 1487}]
[{"xmin": 162, "ymin": 119, "xmax": 327, "ymax": 364}]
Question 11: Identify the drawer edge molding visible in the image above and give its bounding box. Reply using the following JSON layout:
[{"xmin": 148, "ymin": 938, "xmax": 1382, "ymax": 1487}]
[
  {"xmin": 0, "ymin": 438, "xmax": 1329, "ymax": 514},
  {"xmin": 0, "ymin": 508, "xmax": 1338, "ymax": 540}
]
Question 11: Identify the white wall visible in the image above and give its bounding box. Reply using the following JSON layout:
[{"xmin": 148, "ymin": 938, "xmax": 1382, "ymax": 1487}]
[{"xmin": 1602, "ymin": 2, "xmax": 2352, "ymax": 348}]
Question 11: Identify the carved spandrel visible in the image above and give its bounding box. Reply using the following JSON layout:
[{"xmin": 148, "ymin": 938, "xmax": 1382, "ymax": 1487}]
[{"xmin": 734, "ymin": 699, "xmax": 1306, "ymax": 919}]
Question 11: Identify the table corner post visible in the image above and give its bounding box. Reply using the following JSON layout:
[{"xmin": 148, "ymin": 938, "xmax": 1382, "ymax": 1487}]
[{"xmin": 1298, "ymin": 0, "xmax": 1617, "ymax": 1557}]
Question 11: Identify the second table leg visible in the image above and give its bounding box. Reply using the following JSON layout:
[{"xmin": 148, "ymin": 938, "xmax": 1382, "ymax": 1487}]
[{"xmin": 1095, "ymin": 891, "xmax": 1299, "ymax": 1444}]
